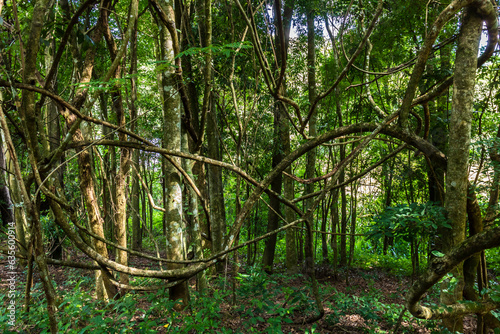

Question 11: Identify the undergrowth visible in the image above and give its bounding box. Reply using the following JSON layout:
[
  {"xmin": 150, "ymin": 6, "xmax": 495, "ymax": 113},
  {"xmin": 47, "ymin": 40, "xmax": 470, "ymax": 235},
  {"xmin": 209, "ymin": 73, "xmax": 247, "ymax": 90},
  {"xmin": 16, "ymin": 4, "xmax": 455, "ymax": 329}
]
[{"xmin": 0, "ymin": 262, "xmax": 461, "ymax": 334}]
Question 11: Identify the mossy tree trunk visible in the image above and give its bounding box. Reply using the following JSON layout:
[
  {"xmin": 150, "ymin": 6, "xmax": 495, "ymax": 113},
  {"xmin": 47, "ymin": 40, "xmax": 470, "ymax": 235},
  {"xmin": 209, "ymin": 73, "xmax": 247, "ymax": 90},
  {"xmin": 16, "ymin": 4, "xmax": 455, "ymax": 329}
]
[{"xmin": 441, "ymin": 6, "xmax": 482, "ymax": 332}]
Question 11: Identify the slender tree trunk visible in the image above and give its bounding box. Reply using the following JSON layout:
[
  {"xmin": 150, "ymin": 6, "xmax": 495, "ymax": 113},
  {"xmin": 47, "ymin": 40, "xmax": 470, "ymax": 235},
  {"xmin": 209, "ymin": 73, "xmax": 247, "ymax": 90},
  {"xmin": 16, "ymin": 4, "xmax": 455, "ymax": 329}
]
[
  {"xmin": 262, "ymin": 0, "xmax": 291, "ymax": 268},
  {"xmin": 478, "ymin": 125, "xmax": 500, "ymax": 330},
  {"xmin": 284, "ymin": 163, "xmax": 298, "ymax": 273},
  {"xmin": 441, "ymin": 7, "xmax": 481, "ymax": 332},
  {"xmin": 330, "ymin": 187, "xmax": 339, "ymax": 272},
  {"xmin": 339, "ymin": 154, "xmax": 347, "ymax": 265},
  {"xmin": 148, "ymin": 164, "xmax": 154, "ymax": 232},
  {"xmin": 197, "ymin": 0, "xmax": 221, "ymax": 268},
  {"xmin": 67, "ymin": 118, "xmax": 118, "ymax": 300},
  {"xmin": 485, "ymin": 124, "xmax": 500, "ymax": 225},
  {"xmin": 140, "ymin": 159, "xmax": 147, "ymax": 246},
  {"xmin": 111, "ymin": 75, "xmax": 130, "ymax": 289},
  {"xmin": 1, "ymin": 103, "xmax": 59, "ymax": 333},
  {"xmin": 0, "ymin": 127, "xmax": 27, "ymax": 256},
  {"xmin": 321, "ymin": 195, "xmax": 329, "ymax": 263},
  {"xmin": 43, "ymin": 40, "xmax": 64, "ymax": 261},
  {"xmin": 207, "ymin": 99, "xmax": 226, "ymax": 272},
  {"xmin": 334, "ymin": 67, "xmax": 347, "ymax": 266},
  {"xmin": 383, "ymin": 160, "xmax": 393, "ymax": 255},
  {"xmin": 131, "ymin": 149, "xmax": 141, "ymax": 251},
  {"xmin": 348, "ymin": 185, "xmax": 357, "ymax": 266},
  {"xmin": 274, "ymin": 0, "xmax": 297, "ymax": 275},
  {"xmin": 262, "ymin": 105, "xmax": 283, "ymax": 273},
  {"xmin": 182, "ymin": 126, "xmax": 207, "ymax": 292},
  {"xmin": 193, "ymin": 0, "xmax": 215, "ymax": 264},
  {"xmin": 130, "ymin": 15, "xmax": 141, "ymax": 252},
  {"xmin": 303, "ymin": 5, "xmax": 317, "ymax": 271},
  {"xmin": 0, "ymin": 134, "xmax": 13, "ymax": 227},
  {"xmin": 159, "ymin": 0, "xmax": 189, "ymax": 307},
  {"xmin": 100, "ymin": 93, "xmax": 115, "ymax": 237}
]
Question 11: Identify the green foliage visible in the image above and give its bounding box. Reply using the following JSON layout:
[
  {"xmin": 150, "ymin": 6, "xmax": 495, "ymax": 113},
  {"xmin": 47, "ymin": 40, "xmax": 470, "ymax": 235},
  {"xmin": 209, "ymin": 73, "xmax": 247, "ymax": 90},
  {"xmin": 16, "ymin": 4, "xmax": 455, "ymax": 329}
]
[
  {"xmin": 322, "ymin": 286, "xmax": 441, "ymax": 333},
  {"xmin": 482, "ymin": 280, "xmax": 500, "ymax": 306},
  {"xmin": 233, "ymin": 267, "xmax": 305, "ymax": 332},
  {"xmin": 486, "ymin": 247, "xmax": 500, "ymax": 273},
  {"xmin": 177, "ymin": 41, "xmax": 253, "ymax": 59},
  {"xmin": 6, "ymin": 280, "xmax": 158, "ymax": 333},
  {"xmin": 40, "ymin": 215, "xmax": 64, "ymax": 241},
  {"xmin": 367, "ymin": 202, "xmax": 449, "ymax": 243},
  {"xmin": 353, "ymin": 248, "xmax": 416, "ymax": 276}
]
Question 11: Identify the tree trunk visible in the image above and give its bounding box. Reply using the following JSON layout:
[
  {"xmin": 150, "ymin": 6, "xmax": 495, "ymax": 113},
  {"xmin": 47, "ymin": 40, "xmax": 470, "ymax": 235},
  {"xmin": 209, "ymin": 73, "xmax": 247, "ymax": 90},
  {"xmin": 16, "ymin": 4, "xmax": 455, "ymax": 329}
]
[
  {"xmin": 206, "ymin": 99, "xmax": 226, "ymax": 272},
  {"xmin": 485, "ymin": 124, "xmax": 500, "ymax": 225},
  {"xmin": 383, "ymin": 160, "xmax": 393, "ymax": 255},
  {"xmin": 109, "ymin": 58, "xmax": 131, "ymax": 291},
  {"xmin": 0, "ymin": 133, "xmax": 13, "ymax": 227},
  {"xmin": 262, "ymin": 105, "xmax": 283, "ymax": 273},
  {"xmin": 182, "ymin": 126, "xmax": 207, "ymax": 292},
  {"xmin": 303, "ymin": 4, "xmax": 317, "ymax": 271},
  {"xmin": 441, "ymin": 7, "xmax": 482, "ymax": 332},
  {"xmin": 0, "ymin": 114, "xmax": 27, "ymax": 256},
  {"xmin": 348, "ymin": 185, "xmax": 357, "ymax": 266},
  {"xmin": 321, "ymin": 195, "xmax": 329, "ymax": 263},
  {"xmin": 276, "ymin": 0, "xmax": 297, "ymax": 275},
  {"xmin": 159, "ymin": 0, "xmax": 189, "ymax": 308},
  {"xmin": 140, "ymin": 159, "xmax": 147, "ymax": 246},
  {"xmin": 130, "ymin": 16, "xmax": 141, "ymax": 252},
  {"xmin": 99, "ymin": 93, "xmax": 115, "ymax": 238},
  {"xmin": 334, "ymin": 67, "xmax": 347, "ymax": 266},
  {"xmin": 131, "ymin": 149, "xmax": 141, "ymax": 251},
  {"xmin": 330, "ymin": 187, "xmax": 340, "ymax": 273}
]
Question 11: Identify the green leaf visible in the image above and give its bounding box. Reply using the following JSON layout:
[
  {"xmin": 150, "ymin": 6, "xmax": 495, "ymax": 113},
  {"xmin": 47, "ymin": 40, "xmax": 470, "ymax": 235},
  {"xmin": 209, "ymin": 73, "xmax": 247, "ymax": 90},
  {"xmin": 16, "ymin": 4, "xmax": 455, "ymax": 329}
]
[{"xmin": 431, "ymin": 251, "xmax": 445, "ymax": 258}]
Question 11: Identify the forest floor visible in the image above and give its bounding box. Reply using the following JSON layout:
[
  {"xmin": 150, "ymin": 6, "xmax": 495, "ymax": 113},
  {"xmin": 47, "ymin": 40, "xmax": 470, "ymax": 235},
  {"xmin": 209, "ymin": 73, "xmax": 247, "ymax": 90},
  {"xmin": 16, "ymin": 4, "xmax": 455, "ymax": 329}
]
[{"xmin": 0, "ymin": 247, "xmax": 495, "ymax": 333}]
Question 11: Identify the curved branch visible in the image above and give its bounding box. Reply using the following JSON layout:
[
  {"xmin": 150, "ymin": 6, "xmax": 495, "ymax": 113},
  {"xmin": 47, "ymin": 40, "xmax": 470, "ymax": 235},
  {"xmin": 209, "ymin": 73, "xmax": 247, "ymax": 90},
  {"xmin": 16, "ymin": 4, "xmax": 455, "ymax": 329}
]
[
  {"xmin": 363, "ymin": 39, "xmax": 387, "ymax": 118},
  {"xmin": 1, "ymin": 80, "xmax": 447, "ymax": 174},
  {"xmin": 398, "ymin": 0, "xmax": 475, "ymax": 129},
  {"xmin": 42, "ymin": 0, "xmax": 98, "ymax": 94},
  {"xmin": 406, "ymin": 225, "xmax": 500, "ymax": 319},
  {"xmin": 291, "ymin": 144, "xmax": 407, "ymax": 202},
  {"xmin": 71, "ymin": 138, "xmax": 305, "ymax": 216},
  {"xmin": 402, "ymin": 0, "xmax": 498, "ymax": 123}
]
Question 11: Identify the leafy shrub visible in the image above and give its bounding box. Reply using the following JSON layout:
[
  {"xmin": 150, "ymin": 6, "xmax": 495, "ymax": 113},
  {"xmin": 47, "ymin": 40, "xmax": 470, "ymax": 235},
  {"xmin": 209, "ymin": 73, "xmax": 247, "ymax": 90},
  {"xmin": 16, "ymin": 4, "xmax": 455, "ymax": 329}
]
[{"xmin": 367, "ymin": 202, "xmax": 449, "ymax": 243}]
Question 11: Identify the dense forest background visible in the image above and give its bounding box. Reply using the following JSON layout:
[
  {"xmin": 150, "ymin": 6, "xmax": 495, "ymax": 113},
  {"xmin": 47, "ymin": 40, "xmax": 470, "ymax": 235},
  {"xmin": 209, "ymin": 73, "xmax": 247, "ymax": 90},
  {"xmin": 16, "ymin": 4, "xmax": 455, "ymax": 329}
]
[{"xmin": 1, "ymin": 0, "xmax": 500, "ymax": 332}]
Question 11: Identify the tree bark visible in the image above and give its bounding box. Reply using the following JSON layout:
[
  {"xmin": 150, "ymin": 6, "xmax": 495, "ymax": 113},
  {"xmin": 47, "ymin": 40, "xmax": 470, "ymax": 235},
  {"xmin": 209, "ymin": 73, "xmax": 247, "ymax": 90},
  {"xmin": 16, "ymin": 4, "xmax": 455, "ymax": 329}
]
[
  {"xmin": 206, "ymin": 99, "xmax": 226, "ymax": 273},
  {"xmin": 130, "ymin": 15, "xmax": 141, "ymax": 252},
  {"xmin": 0, "ymin": 126, "xmax": 27, "ymax": 256},
  {"xmin": 0, "ymin": 133, "xmax": 13, "ymax": 227},
  {"xmin": 262, "ymin": 105, "xmax": 283, "ymax": 273},
  {"xmin": 303, "ymin": 4, "xmax": 317, "ymax": 269},
  {"xmin": 182, "ymin": 126, "xmax": 207, "ymax": 292},
  {"xmin": 159, "ymin": 0, "xmax": 189, "ymax": 308},
  {"xmin": 102, "ymin": 2, "xmax": 138, "ymax": 291},
  {"xmin": 441, "ymin": 6, "xmax": 482, "ymax": 331},
  {"xmin": 277, "ymin": 0, "xmax": 298, "ymax": 275}
]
